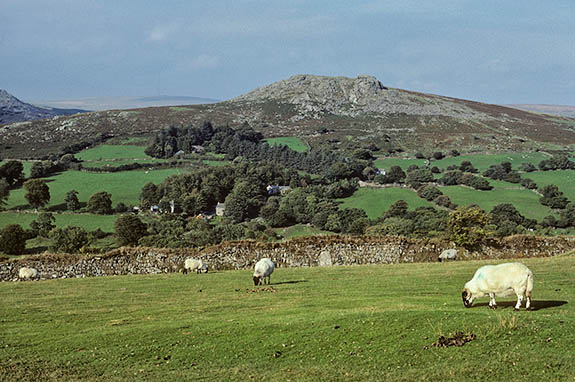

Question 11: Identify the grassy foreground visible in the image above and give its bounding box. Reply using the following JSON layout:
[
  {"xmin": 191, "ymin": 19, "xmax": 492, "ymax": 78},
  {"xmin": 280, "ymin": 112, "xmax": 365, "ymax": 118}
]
[{"xmin": 1, "ymin": 255, "xmax": 573, "ymax": 381}]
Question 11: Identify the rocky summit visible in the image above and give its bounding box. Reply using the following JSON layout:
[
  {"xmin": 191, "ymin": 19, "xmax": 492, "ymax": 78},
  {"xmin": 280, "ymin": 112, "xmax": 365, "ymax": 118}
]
[
  {"xmin": 0, "ymin": 89, "xmax": 84, "ymax": 125},
  {"xmin": 1, "ymin": 75, "xmax": 575, "ymax": 158}
]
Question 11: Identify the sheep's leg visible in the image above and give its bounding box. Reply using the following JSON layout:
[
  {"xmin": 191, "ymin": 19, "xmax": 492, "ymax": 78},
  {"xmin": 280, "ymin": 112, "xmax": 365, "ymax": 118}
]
[
  {"xmin": 525, "ymin": 296, "xmax": 531, "ymax": 310},
  {"xmin": 488, "ymin": 293, "xmax": 497, "ymax": 309},
  {"xmin": 514, "ymin": 295, "xmax": 524, "ymax": 311}
]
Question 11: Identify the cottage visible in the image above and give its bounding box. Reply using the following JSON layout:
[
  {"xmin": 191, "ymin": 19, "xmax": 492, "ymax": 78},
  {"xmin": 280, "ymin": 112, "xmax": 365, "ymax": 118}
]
[{"xmin": 216, "ymin": 202, "xmax": 226, "ymax": 216}]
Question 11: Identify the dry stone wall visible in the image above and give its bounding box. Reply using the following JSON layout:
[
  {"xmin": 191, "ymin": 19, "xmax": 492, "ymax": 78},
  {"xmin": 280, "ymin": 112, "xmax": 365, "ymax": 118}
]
[{"xmin": 1, "ymin": 235, "xmax": 574, "ymax": 281}]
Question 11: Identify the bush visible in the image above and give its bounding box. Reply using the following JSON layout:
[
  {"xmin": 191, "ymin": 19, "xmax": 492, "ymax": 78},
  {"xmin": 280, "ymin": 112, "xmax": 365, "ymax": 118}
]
[
  {"xmin": 0, "ymin": 224, "xmax": 26, "ymax": 255},
  {"xmin": 49, "ymin": 226, "xmax": 90, "ymax": 253},
  {"xmin": 448, "ymin": 205, "xmax": 492, "ymax": 247},
  {"xmin": 115, "ymin": 215, "xmax": 148, "ymax": 246},
  {"xmin": 417, "ymin": 185, "xmax": 443, "ymax": 201},
  {"xmin": 87, "ymin": 192, "xmax": 113, "ymax": 214},
  {"xmin": 519, "ymin": 162, "xmax": 537, "ymax": 172},
  {"xmin": 539, "ymin": 185, "xmax": 569, "ymax": 209},
  {"xmin": 30, "ymin": 212, "xmax": 56, "ymax": 238},
  {"xmin": 434, "ymin": 195, "xmax": 457, "ymax": 209},
  {"xmin": 432, "ymin": 151, "xmax": 445, "ymax": 160}
]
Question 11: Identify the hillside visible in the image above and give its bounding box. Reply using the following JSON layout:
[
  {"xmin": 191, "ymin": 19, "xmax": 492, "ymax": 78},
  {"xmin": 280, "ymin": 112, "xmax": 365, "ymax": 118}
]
[
  {"xmin": 1, "ymin": 75, "xmax": 575, "ymax": 158},
  {"xmin": 507, "ymin": 104, "xmax": 575, "ymax": 118},
  {"xmin": 0, "ymin": 89, "xmax": 85, "ymax": 125}
]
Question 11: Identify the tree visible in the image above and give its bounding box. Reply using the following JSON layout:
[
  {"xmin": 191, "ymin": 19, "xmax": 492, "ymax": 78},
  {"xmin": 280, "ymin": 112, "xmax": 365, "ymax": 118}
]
[
  {"xmin": 115, "ymin": 215, "xmax": 148, "ymax": 246},
  {"xmin": 23, "ymin": 179, "xmax": 50, "ymax": 210},
  {"xmin": 539, "ymin": 185, "xmax": 569, "ymax": 209},
  {"xmin": 448, "ymin": 205, "xmax": 492, "ymax": 247},
  {"xmin": 385, "ymin": 200, "xmax": 408, "ymax": 218},
  {"xmin": 65, "ymin": 190, "xmax": 81, "ymax": 211},
  {"xmin": 0, "ymin": 178, "xmax": 9, "ymax": 209},
  {"xmin": 140, "ymin": 182, "xmax": 160, "ymax": 209},
  {"xmin": 0, "ymin": 224, "xmax": 26, "ymax": 255},
  {"xmin": 30, "ymin": 212, "xmax": 56, "ymax": 238},
  {"xmin": 0, "ymin": 160, "xmax": 24, "ymax": 185},
  {"xmin": 49, "ymin": 226, "xmax": 89, "ymax": 253},
  {"xmin": 224, "ymin": 181, "xmax": 265, "ymax": 223},
  {"xmin": 406, "ymin": 168, "xmax": 434, "ymax": 186},
  {"xmin": 417, "ymin": 185, "xmax": 443, "ymax": 201},
  {"xmin": 87, "ymin": 192, "xmax": 113, "ymax": 214},
  {"xmin": 380, "ymin": 165, "xmax": 406, "ymax": 184}
]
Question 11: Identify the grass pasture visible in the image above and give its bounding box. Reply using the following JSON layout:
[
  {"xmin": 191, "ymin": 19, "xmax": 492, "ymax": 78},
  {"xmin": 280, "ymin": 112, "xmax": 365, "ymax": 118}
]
[
  {"xmin": 264, "ymin": 137, "xmax": 309, "ymax": 152},
  {"xmin": 527, "ymin": 170, "xmax": 575, "ymax": 202},
  {"xmin": 440, "ymin": 180, "xmax": 555, "ymax": 220},
  {"xmin": 0, "ymin": 255, "xmax": 573, "ymax": 381},
  {"xmin": 0, "ymin": 212, "xmax": 117, "ymax": 232},
  {"xmin": 75, "ymin": 145, "xmax": 152, "ymax": 161},
  {"xmin": 4, "ymin": 168, "xmax": 186, "ymax": 209},
  {"xmin": 338, "ymin": 187, "xmax": 434, "ymax": 219},
  {"xmin": 374, "ymin": 152, "xmax": 549, "ymax": 172}
]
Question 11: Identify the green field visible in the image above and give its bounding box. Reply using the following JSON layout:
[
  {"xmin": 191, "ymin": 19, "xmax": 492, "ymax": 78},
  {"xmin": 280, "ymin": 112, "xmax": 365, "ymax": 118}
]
[
  {"xmin": 527, "ymin": 170, "xmax": 575, "ymax": 202},
  {"xmin": 75, "ymin": 145, "xmax": 152, "ymax": 161},
  {"xmin": 275, "ymin": 223, "xmax": 332, "ymax": 240},
  {"xmin": 4, "ymin": 168, "xmax": 186, "ymax": 209},
  {"xmin": 0, "ymin": 212, "xmax": 117, "ymax": 232},
  {"xmin": 1, "ymin": 255, "xmax": 573, "ymax": 381},
  {"xmin": 374, "ymin": 152, "xmax": 550, "ymax": 172},
  {"xmin": 440, "ymin": 180, "xmax": 555, "ymax": 220},
  {"xmin": 80, "ymin": 159, "xmax": 169, "ymax": 168},
  {"xmin": 264, "ymin": 137, "xmax": 309, "ymax": 152},
  {"xmin": 338, "ymin": 188, "xmax": 434, "ymax": 219}
]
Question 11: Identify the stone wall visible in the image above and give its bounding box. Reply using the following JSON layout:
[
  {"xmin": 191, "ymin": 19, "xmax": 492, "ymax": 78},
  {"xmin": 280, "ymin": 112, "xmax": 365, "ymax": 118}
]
[{"xmin": 1, "ymin": 235, "xmax": 574, "ymax": 281}]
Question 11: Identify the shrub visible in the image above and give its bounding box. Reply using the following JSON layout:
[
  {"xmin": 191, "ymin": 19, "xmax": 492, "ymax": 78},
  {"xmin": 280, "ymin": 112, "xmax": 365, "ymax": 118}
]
[
  {"xmin": 49, "ymin": 226, "xmax": 90, "ymax": 253},
  {"xmin": 519, "ymin": 162, "xmax": 537, "ymax": 172},
  {"xmin": 115, "ymin": 215, "xmax": 148, "ymax": 246},
  {"xmin": 87, "ymin": 191, "xmax": 113, "ymax": 214},
  {"xmin": 448, "ymin": 205, "xmax": 492, "ymax": 247},
  {"xmin": 539, "ymin": 185, "xmax": 569, "ymax": 209},
  {"xmin": 30, "ymin": 212, "xmax": 56, "ymax": 238},
  {"xmin": 0, "ymin": 224, "xmax": 26, "ymax": 255},
  {"xmin": 417, "ymin": 185, "xmax": 443, "ymax": 201},
  {"xmin": 432, "ymin": 151, "xmax": 445, "ymax": 160}
]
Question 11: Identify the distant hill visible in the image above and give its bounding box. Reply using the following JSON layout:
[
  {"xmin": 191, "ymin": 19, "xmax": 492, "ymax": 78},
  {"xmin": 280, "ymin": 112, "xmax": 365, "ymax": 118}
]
[
  {"xmin": 31, "ymin": 95, "xmax": 219, "ymax": 112},
  {"xmin": 506, "ymin": 104, "xmax": 575, "ymax": 118},
  {"xmin": 0, "ymin": 89, "xmax": 85, "ymax": 125},
  {"xmin": 2, "ymin": 74, "xmax": 575, "ymax": 158}
]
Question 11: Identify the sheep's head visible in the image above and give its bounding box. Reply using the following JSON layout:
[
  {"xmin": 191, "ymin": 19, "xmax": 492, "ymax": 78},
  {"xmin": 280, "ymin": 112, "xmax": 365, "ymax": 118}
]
[
  {"xmin": 462, "ymin": 288, "xmax": 473, "ymax": 308},
  {"xmin": 253, "ymin": 275, "xmax": 262, "ymax": 286}
]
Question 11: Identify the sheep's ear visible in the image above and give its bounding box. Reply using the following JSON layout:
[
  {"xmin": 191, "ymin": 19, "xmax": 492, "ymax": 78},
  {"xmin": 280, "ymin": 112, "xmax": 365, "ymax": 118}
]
[{"xmin": 462, "ymin": 290, "xmax": 468, "ymax": 299}]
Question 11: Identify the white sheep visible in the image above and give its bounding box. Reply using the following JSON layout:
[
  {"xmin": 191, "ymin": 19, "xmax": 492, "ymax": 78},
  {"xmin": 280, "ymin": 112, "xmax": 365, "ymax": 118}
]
[
  {"xmin": 253, "ymin": 258, "xmax": 275, "ymax": 286},
  {"xmin": 18, "ymin": 267, "xmax": 39, "ymax": 280},
  {"xmin": 183, "ymin": 258, "xmax": 208, "ymax": 274},
  {"xmin": 462, "ymin": 262, "xmax": 533, "ymax": 311}
]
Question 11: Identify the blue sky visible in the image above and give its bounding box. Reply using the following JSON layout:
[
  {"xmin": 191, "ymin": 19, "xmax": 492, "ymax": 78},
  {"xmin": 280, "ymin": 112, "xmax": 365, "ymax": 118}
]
[{"xmin": 1, "ymin": 0, "xmax": 574, "ymax": 104}]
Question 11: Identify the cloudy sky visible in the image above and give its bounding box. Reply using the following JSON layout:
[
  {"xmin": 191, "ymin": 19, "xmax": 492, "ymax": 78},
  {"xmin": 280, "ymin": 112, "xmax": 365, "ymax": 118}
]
[{"xmin": 1, "ymin": 0, "xmax": 574, "ymax": 105}]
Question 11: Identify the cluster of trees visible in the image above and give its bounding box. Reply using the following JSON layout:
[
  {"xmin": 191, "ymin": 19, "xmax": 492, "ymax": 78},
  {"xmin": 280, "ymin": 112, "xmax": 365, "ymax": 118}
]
[
  {"xmin": 538, "ymin": 155, "xmax": 575, "ymax": 171},
  {"xmin": 438, "ymin": 170, "xmax": 492, "ymax": 190},
  {"xmin": 145, "ymin": 122, "xmax": 371, "ymax": 178}
]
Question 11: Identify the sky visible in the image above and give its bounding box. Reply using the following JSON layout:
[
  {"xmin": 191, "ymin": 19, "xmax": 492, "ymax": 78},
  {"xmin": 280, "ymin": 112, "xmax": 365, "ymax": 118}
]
[{"xmin": 1, "ymin": 0, "xmax": 574, "ymax": 105}]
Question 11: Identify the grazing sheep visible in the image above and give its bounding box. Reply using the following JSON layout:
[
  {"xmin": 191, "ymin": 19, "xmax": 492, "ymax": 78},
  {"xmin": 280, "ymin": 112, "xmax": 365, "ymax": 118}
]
[
  {"xmin": 253, "ymin": 258, "xmax": 275, "ymax": 286},
  {"xmin": 183, "ymin": 258, "xmax": 208, "ymax": 274},
  {"xmin": 462, "ymin": 262, "xmax": 533, "ymax": 311},
  {"xmin": 439, "ymin": 249, "xmax": 457, "ymax": 262},
  {"xmin": 18, "ymin": 267, "xmax": 39, "ymax": 280}
]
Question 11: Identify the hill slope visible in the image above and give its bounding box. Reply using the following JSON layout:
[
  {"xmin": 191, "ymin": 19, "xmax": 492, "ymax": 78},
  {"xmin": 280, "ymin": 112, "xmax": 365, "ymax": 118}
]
[
  {"xmin": 507, "ymin": 104, "xmax": 575, "ymax": 118},
  {"xmin": 0, "ymin": 89, "xmax": 85, "ymax": 125},
  {"xmin": 1, "ymin": 75, "xmax": 575, "ymax": 158}
]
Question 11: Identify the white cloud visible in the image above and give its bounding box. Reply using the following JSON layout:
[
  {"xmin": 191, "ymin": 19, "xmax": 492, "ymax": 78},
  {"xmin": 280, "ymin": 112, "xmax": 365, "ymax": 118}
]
[
  {"xmin": 146, "ymin": 22, "xmax": 181, "ymax": 42},
  {"xmin": 177, "ymin": 54, "xmax": 220, "ymax": 70}
]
